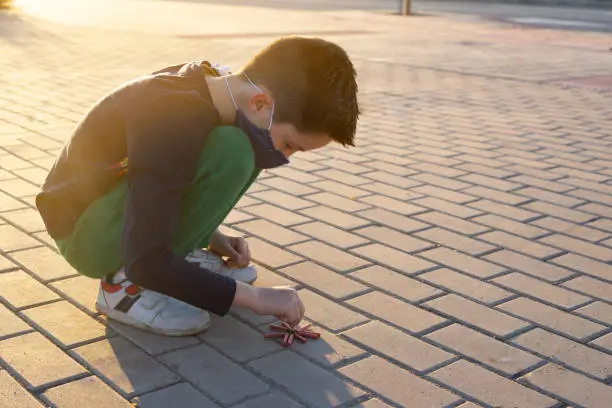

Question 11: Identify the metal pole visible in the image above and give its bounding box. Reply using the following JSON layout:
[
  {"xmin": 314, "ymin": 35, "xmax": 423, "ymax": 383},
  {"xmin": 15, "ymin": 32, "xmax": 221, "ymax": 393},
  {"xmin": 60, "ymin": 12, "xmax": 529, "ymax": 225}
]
[{"xmin": 401, "ymin": 0, "xmax": 411, "ymax": 15}]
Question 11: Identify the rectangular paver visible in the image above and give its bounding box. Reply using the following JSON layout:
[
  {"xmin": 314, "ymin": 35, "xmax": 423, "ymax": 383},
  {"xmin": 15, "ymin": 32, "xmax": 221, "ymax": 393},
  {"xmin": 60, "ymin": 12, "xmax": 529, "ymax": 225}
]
[
  {"xmin": 484, "ymin": 250, "xmax": 574, "ymax": 282},
  {"xmin": 250, "ymin": 350, "xmax": 364, "ymax": 407},
  {"xmin": 0, "ymin": 304, "xmax": 31, "ymax": 339},
  {"xmin": 289, "ymin": 241, "xmax": 369, "ymax": 271},
  {"xmin": 425, "ymin": 294, "xmax": 529, "ymax": 337},
  {"xmin": 42, "ymin": 376, "xmax": 132, "ymax": 408},
  {"xmin": 419, "ymin": 268, "xmax": 513, "ymax": 304},
  {"xmin": 415, "ymin": 211, "xmax": 490, "ymax": 235},
  {"xmin": 354, "ymin": 225, "xmax": 433, "ymax": 253},
  {"xmin": 299, "ymin": 289, "xmax": 368, "ymax": 331},
  {"xmin": 0, "ymin": 270, "xmax": 59, "ymax": 309},
  {"xmin": 160, "ymin": 343, "xmax": 268, "ymax": 405},
  {"xmin": 522, "ymin": 364, "xmax": 612, "ymax": 408},
  {"xmin": 498, "ymin": 297, "xmax": 606, "ymax": 340},
  {"xmin": 426, "ymin": 324, "xmax": 541, "ymax": 375},
  {"xmin": 0, "ymin": 332, "xmax": 86, "ymax": 388},
  {"xmin": 540, "ymin": 234, "xmax": 612, "ymax": 262},
  {"xmin": 512, "ymin": 328, "xmax": 612, "ymax": 379},
  {"xmin": 348, "ymin": 291, "xmax": 447, "ymax": 333},
  {"xmin": 478, "ymin": 231, "xmax": 562, "ymax": 259},
  {"xmin": 279, "ymin": 261, "xmax": 367, "ymax": 299},
  {"xmin": 134, "ymin": 383, "xmax": 220, "ymax": 408},
  {"xmin": 0, "ymin": 370, "xmax": 44, "ymax": 408},
  {"xmin": 351, "ymin": 243, "xmax": 435, "ymax": 274},
  {"xmin": 574, "ymin": 301, "xmax": 612, "ymax": 325},
  {"xmin": 357, "ymin": 208, "xmax": 429, "ymax": 233},
  {"xmin": 300, "ymin": 205, "xmax": 370, "ymax": 229},
  {"xmin": 339, "ymin": 356, "xmax": 461, "ymax": 407},
  {"xmin": 344, "ymin": 321, "xmax": 454, "ymax": 372},
  {"xmin": 350, "ymin": 265, "xmax": 442, "ymax": 302},
  {"xmin": 492, "ymin": 273, "xmax": 591, "ymax": 309},
  {"xmin": 430, "ymin": 360, "xmax": 557, "ymax": 408},
  {"xmin": 294, "ymin": 221, "xmax": 369, "ymax": 249},
  {"xmin": 420, "ymin": 247, "xmax": 505, "ymax": 278}
]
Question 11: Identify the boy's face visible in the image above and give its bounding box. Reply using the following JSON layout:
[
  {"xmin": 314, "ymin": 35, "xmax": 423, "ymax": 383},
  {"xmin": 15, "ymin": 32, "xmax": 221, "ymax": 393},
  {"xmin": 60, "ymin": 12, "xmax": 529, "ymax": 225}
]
[{"xmin": 270, "ymin": 122, "xmax": 332, "ymax": 158}]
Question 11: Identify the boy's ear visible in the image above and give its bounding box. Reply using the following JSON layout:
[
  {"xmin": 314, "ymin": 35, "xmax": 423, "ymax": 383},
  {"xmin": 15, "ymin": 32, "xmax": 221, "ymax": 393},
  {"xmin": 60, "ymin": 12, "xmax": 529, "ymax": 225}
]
[{"xmin": 248, "ymin": 92, "xmax": 273, "ymax": 112}]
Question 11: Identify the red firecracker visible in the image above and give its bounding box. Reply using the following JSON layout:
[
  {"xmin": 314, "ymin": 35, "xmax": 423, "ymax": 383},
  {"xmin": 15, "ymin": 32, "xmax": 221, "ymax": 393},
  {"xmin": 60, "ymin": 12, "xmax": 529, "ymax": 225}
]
[{"xmin": 264, "ymin": 321, "xmax": 321, "ymax": 347}]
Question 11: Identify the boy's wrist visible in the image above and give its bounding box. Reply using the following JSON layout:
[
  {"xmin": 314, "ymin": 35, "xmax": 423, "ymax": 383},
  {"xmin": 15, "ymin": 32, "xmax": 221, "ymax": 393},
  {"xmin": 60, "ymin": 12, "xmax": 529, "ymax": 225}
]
[{"xmin": 232, "ymin": 281, "xmax": 259, "ymax": 310}]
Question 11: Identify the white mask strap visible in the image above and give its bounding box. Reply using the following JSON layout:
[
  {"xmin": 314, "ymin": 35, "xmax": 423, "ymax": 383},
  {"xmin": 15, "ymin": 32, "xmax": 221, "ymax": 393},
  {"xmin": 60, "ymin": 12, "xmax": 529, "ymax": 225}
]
[{"xmin": 224, "ymin": 76, "xmax": 239, "ymax": 110}]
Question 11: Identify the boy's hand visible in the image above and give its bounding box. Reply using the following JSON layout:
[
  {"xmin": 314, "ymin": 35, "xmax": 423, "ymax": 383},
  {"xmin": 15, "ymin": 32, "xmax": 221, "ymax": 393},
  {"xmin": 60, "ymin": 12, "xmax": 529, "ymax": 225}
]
[
  {"xmin": 209, "ymin": 230, "xmax": 251, "ymax": 268},
  {"xmin": 233, "ymin": 283, "xmax": 304, "ymax": 326}
]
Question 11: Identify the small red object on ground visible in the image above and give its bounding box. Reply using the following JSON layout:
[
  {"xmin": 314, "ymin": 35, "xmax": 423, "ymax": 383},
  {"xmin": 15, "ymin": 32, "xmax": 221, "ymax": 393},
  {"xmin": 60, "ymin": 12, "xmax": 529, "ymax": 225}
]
[{"xmin": 264, "ymin": 321, "xmax": 321, "ymax": 347}]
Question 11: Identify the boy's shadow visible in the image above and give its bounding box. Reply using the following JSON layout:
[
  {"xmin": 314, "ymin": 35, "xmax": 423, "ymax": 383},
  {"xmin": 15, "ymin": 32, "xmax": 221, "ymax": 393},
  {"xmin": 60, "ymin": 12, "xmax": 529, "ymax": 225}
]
[{"xmin": 99, "ymin": 314, "xmax": 366, "ymax": 407}]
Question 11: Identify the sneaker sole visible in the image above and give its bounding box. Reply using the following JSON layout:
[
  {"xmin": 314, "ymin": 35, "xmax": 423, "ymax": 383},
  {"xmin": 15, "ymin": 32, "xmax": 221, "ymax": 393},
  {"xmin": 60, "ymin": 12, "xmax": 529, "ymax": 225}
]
[{"xmin": 96, "ymin": 303, "xmax": 211, "ymax": 337}]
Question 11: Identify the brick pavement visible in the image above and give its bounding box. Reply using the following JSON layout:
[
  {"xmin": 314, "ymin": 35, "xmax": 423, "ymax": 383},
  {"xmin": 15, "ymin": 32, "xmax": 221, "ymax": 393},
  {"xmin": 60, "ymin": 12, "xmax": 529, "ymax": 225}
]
[{"xmin": 1, "ymin": 1, "xmax": 612, "ymax": 407}]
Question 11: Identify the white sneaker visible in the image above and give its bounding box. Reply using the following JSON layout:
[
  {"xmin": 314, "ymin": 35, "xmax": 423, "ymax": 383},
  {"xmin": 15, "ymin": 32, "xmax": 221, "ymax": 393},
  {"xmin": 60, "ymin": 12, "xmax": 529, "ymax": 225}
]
[
  {"xmin": 95, "ymin": 269, "xmax": 211, "ymax": 336},
  {"xmin": 185, "ymin": 248, "xmax": 258, "ymax": 284}
]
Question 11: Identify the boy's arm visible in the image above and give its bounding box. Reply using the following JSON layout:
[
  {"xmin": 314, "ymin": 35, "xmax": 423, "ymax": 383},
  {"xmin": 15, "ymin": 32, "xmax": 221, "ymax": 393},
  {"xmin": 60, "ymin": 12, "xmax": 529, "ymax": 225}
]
[{"xmin": 121, "ymin": 91, "xmax": 237, "ymax": 316}]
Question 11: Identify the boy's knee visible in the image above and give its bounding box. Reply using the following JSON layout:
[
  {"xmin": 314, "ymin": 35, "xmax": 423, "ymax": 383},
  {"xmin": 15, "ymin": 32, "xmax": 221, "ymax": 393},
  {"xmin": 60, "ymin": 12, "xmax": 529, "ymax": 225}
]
[{"xmin": 204, "ymin": 126, "xmax": 255, "ymax": 183}]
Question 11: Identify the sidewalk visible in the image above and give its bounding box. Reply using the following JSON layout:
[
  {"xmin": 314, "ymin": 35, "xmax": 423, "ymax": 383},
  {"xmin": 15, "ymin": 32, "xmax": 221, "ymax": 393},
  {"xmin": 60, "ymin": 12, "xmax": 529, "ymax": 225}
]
[{"xmin": 1, "ymin": 1, "xmax": 611, "ymax": 407}]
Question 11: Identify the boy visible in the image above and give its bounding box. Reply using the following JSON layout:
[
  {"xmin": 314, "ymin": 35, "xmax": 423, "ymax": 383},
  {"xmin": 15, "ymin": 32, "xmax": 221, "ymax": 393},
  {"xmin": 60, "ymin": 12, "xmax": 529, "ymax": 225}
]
[{"xmin": 36, "ymin": 36, "xmax": 360, "ymax": 336}]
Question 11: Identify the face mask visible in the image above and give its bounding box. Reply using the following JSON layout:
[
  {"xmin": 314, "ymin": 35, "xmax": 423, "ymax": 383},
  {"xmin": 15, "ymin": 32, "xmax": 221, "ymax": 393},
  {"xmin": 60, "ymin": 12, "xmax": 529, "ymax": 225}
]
[{"xmin": 225, "ymin": 74, "xmax": 289, "ymax": 169}]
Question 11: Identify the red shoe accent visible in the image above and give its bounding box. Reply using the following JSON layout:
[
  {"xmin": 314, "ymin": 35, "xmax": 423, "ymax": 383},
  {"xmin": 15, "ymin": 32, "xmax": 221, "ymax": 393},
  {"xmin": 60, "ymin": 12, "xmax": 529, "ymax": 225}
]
[
  {"xmin": 125, "ymin": 284, "xmax": 142, "ymax": 296},
  {"xmin": 101, "ymin": 281, "xmax": 123, "ymax": 294}
]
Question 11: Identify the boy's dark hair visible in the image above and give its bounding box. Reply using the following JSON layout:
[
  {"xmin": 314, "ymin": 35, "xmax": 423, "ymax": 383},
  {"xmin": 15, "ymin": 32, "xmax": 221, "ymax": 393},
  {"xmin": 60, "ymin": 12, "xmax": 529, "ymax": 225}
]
[{"xmin": 240, "ymin": 36, "xmax": 359, "ymax": 146}]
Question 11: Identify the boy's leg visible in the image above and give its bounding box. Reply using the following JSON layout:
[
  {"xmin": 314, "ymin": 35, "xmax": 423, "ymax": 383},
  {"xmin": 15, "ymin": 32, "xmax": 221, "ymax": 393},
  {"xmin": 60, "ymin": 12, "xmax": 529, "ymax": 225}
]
[{"xmin": 56, "ymin": 126, "xmax": 259, "ymax": 335}]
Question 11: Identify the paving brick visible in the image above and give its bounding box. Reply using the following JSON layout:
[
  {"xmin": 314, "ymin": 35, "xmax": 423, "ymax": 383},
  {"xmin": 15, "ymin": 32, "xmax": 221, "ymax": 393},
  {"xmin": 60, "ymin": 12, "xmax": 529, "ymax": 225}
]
[
  {"xmin": 299, "ymin": 205, "xmax": 369, "ymax": 229},
  {"xmin": 426, "ymin": 324, "xmax": 541, "ymax": 375},
  {"xmin": 249, "ymin": 264, "xmax": 296, "ymax": 288},
  {"xmin": 247, "ymin": 237, "xmax": 302, "ymax": 268},
  {"xmin": 356, "ymin": 208, "xmax": 429, "ymax": 233},
  {"xmin": 368, "ymin": 151, "xmax": 415, "ymax": 166},
  {"xmin": 415, "ymin": 211, "xmax": 490, "ymax": 235},
  {"xmin": 461, "ymin": 186, "xmax": 529, "ymax": 205},
  {"xmin": 410, "ymin": 162, "xmax": 466, "ymax": 178},
  {"xmin": 259, "ymin": 176, "xmax": 318, "ymax": 196},
  {"xmin": 420, "ymin": 268, "xmax": 512, "ymax": 304},
  {"xmin": 294, "ymin": 221, "xmax": 369, "ymax": 249},
  {"xmin": 361, "ymin": 181, "xmax": 422, "ymax": 200},
  {"xmin": 1, "ymin": 209, "xmax": 45, "ymax": 233},
  {"xmin": 242, "ymin": 203, "xmax": 309, "ymax": 226},
  {"xmin": 250, "ymin": 190, "xmax": 314, "ymax": 210},
  {"xmin": 250, "ymin": 350, "xmax": 363, "ymax": 407},
  {"xmin": 591, "ymin": 332, "xmax": 612, "ymax": 350},
  {"xmin": 232, "ymin": 392, "xmax": 304, "ymax": 408},
  {"xmin": 512, "ymin": 328, "xmax": 612, "ymax": 379},
  {"xmin": 359, "ymin": 194, "xmax": 426, "ymax": 216},
  {"xmin": 49, "ymin": 275, "xmax": 100, "ymax": 314},
  {"xmin": 459, "ymin": 173, "xmax": 522, "ymax": 192},
  {"xmin": 344, "ymin": 321, "xmax": 454, "ymax": 372},
  {"xmin": 576, "ymin": 203, "xmax": 612, "ymax": 219},
  {"xmin": 223, "ymin": 209, "xmax": 255, "ymax": 224},
  {"xmin": 0, "ymin": 225, "xmax": 42, "ymax": 252},
  {"xmin": 347, "ymin": 291, "xmax": 446, "ymax": 333},
  {"xmin": 412, "ymin": 185, "xmax": 475, "ymax": 204},
  {"xmin": 568, "ymin": 188, "xmax": 612, "ymax": 206},
  {"xmin": 0, "ymin": 254, "xmax": 17, "ymax": 271},
  {"xmin": 472, "ymin": 214, "xmax": 547, "ymax": 239},
  {"xmin": 298, "ymin": 289, "xmax": 368, "ymax": 331},
  {"xmin": 0, "ymin": 332, "xmax": 86, "ymax": 388},
  {"xmin": 540, "ymin": 234, "xmax": 612, "ymax": 262},
  {"xmin": 354, "ymin": 225, "xmax": 433, "ymax": 253},
  {"xmin": 517, "ymin": 187, "xmax": 585, "ymax": 207},
  {"xmin": 309, "ymin": 179, "xmax": 370, "ymax": 198},
  {"xmin": 532, "ymin": 217, "xmax": 609, "ymax": 242},
  {"xmin": 0, "ymin": 270, "xmax": 59, "ymax": 309},
  {"xmin": 420, "ymin": 247, "xmax": 506, "ymax": 278},
  {"xmin": 411, "ymin": 197, "xmax": 481, "ymax": 219},
  {"xmin": 279, "ymin": 261, "xmax": 367, "ymax": 299},
  {"xmin": 411, "ymin": 173, "xmax": 472, "ymax": 191},
  {"xmin": 430, "ymin": 360, "xmax": 556, "ymax": 408},
  {"xmin": 10, "ymin": 247, "xmax": 77, "ymax": 281},
  {"xmin": 551, "ymin": 254, "xmax": 612, "ymax": 281},
  {"xmin": 493, "ymin": 273, "xmax": 590, "ymax": 309},
  {"xmin": 560, "ymin": 177, "xmax": 612, "ymax": 195},
  {"xmin": 562, "ymin": 275, "xmax": 612, "ymax": 302},
  {"xmin": 0, "ymin": 370, "xmax": 43, "ymax": 408},
  {"xmin": 198, "ymin": 315, "xmax": 280, "ymax": 362},
  {"xmin": 523, "ymin": 363, "xmax": 612, "ymax": 408},
  {"xmin": 469, "ymin": 199, "xmax": 539, "ymax": 221},
  {"xmin": 523, "ymin": 201, "xmax": 595, "ymax": 223},
  {"xmin": 339, "ymin": 356, "xmax": 460, "ymax": 408},
  {"xmin": 108, "ymin": 321, "xmax": 200, "ymax": 356},
  {"xmin": 322, "ymin": 158, "xmax": 373, "ymax": 174},
  {"xmin": 306, "ymin": 191, "xmax": 371, "ymax": 212},
  {"xmin": 314, "ymin": 168, "xmax": 370, "ymax": 186},
  {"xmin": 352, "ymin": 243, "xmax": 435, "ymax": 274},
  {"xmin": 135, "ymin": 383, "xmax": 220, "ymax": 408},
  {"xmin": 43, "ymin": 376, "xmax": 132, "ymax": 408},
  {"xmin": 416, "ymin": 227, "xmax": 496, "ymax": 256},
  {"xmin": 350, "ymin": 265, "xmax": 442, "ymax": 302},
  {"xmin": 479, "ymin": 230, "xmax": 562, "ymax": 259},
  {"xmin": 73, "ymin": 337, "xmax": 179, "ymax": 397},
  {"xmin": 235, "ymin": 219, "xmax": 307, "ymax": 246},
  {"xmin": 484, "ymin": 250, "xmax": 574, "ymax": 282},
  {"xmin": 456, "ymin": 163, "xmax": 515, "ymax": 179},
  {"xmin": 269, "ymin": 166, "xmax": 322, "ymax": 183},
  {"xmin": 22, "ymin": 301, "xmax": 107, "ymax": 348},
  {"xmin": 352, "ymin": 399, "xmax": 393, "ymax": 408},
  {"xmin": 498, "ymin": 297, "xmax": 606, "ymax": 340},
  {"xmin": 364, "ymin": 170, "xmax": 420, "ymax": 188},
  {"xmin": 426, "ymin": 293, "xmax": 530, "ymax": 337},
  {"xmin": 1, "ymin": 179, "xmax": 40, "ymax": 197},
  {"xmin": 588, "ymin": 218, "xmax": 612, "ymax": 233},
  {"xmin": 289, "ymin": 241, "xmax": 369, "ymax": 271},
  {"xmin": 0, "ymin": 304, "xmax": 31, "ymax": 339},
  {"xmin": 574, "ymin": 301, "xmax": 612, "ymax": 325}
]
